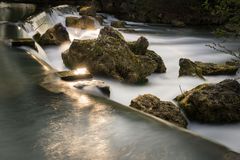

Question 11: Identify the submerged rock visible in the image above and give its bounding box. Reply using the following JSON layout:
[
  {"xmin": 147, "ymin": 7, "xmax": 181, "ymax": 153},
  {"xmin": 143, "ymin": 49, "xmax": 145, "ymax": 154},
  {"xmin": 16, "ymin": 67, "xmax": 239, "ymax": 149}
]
[
  {"xmin": 38, "ymin": 23, "xmax": 70, "ymax": 46},
  {"xmin": 66, "ymin": 16, "xmax": 96, "ymax": 30},
  {"xmin": 130, "ymin": 94, "xmax": 188, "ymax": 128},
  {"xmin": 128, "ymin": 36, "xmax": 166, "ymax": 73},
  {"xmin": 62, "ymin": 27, "xmax": 159, "ymax": 83},
  {"xmin": 175, "ymin": 79, "xmax": 240, "ymax": 123},
  {"xmin": 179, "ymin": 58, "xmax": 239, "ymax": 79},
  {"xmin": 111, "ymin": 20, "xmax": 126, "ymax": 28},
  {"xmin": 74, "ymin": 80, "xmax": 110, "ymax": 96},
  {"xmin": 79, "ymin": 6, "xmax": 96, "ymax": 17}
]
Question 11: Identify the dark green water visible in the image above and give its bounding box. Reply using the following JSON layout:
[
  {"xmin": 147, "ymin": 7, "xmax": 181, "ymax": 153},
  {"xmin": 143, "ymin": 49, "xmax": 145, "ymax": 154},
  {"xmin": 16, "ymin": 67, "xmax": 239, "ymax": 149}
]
[{"xmin": 0, "ymin": 2, "xmax": 239, "ymax": 160}]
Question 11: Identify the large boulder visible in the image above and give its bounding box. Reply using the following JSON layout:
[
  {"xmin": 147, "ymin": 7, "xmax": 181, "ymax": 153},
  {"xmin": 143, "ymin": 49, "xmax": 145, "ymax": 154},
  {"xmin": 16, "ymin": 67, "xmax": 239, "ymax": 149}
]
[
  {"xmin": 175, "ymin": 79, "xmax": 240, "ymax": 123},
  {"xmin": 128, "ymin": 37, "xmax": 166, "ymax": 73},
  {"xmin": 130, "ymin": 94, "xmax": 188, "ymax": 128},
  {"xmin": 179, "ymin": 58, "xmax": 239, "ymax": 79},
  {"xmin": 66, "ymin": 16, "xmax": 96, "ymax": 30},
  {"xmin": 38, "ymin": 23, "xmax": 70, "ymax": 46},
  {"xmin": 62, "ymin": 27, "xmax": 158, "ymax": 83}
]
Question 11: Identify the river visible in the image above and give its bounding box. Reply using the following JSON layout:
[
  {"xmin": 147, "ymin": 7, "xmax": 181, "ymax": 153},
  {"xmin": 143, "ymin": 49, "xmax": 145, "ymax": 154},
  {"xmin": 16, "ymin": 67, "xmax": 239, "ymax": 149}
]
[{"xmin": 0, "ymin": 2, "xmax": 239, "ymax": 159}]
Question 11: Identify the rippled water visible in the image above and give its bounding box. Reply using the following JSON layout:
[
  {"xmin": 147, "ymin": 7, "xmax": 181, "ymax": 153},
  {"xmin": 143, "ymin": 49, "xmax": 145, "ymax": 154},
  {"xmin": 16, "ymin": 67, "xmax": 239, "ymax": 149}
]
[{"xmin": 0, "ymin": 3, "xmax": 239, "ymax": 159}]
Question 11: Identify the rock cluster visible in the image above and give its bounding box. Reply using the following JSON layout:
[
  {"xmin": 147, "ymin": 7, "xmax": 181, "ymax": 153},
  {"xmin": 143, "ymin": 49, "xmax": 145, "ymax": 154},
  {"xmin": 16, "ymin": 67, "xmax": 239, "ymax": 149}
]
[
  {"xmin": 62, "ymin": 27, "xmax": 166, "ymax": 83},
  {"xmin": 130, "ymin": 94, "xmax": 188, "ymax": 128},
  {"xmin": 175, "ymin": 79, "xmax": 240, "ymax": 123}
]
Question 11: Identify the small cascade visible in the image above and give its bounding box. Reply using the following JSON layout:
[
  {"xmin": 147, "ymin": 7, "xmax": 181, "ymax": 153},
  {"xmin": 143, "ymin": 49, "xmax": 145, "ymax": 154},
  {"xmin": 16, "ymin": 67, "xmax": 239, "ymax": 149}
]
[
  {"xmin": 23, "ymin": 5, "xmax": 78, "ymax": 34},
  {"xmin": 22, "ymin": 5, "xmax": 102, "ymax": 71}
]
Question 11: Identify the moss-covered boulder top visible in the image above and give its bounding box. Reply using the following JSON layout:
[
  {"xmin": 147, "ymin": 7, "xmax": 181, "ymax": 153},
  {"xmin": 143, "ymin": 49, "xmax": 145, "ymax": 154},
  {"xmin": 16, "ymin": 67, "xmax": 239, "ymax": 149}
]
[
  {"xmin": 175, "ymin": 79, "xmax": 240, "ymax": 124},
  {"xmin": 62, "ymin": 26, "xmax": 166, "ymax": 83},
  {"xmin": 130, "ymin": 94, "xmax": 188, "ymax": 128}
]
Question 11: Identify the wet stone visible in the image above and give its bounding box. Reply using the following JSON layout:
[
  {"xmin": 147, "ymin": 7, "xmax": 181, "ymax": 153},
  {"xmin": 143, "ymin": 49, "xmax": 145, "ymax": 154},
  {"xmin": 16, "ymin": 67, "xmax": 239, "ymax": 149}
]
[{"xmin": 74, "ymin": 80, "xmax": 110, "ymax": 96}]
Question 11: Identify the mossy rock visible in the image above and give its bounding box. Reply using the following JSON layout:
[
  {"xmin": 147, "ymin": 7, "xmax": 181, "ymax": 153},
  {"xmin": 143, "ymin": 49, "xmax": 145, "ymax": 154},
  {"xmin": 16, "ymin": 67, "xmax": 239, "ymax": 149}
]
[
  {"xmin": 130, "ymin": 94, "xmax": 188, "ymax": 128},
  {"xmin": 175, "ymin": 79, "xmax": 240, "ymax": 123},
  {"xmin": 66, "ymin": 16, "xmax": 96, "ymax": 30},
  {"xmin": 179, "ymin": 58, "xmax": 239, "ymax": 79},
  {"xmin": 38, "ymin": 23, "xmax": 70, "ymax": 46},
  {"xmin": 111, "ymin": 20, "xmax": 126, "ymax": 28},
  {"xmin": 128, "ymin": 36, "xmax": 149, "ymax": 55},
  {"xmin": 128, "ymin": 36, "xmax": 166, "ymax": 73},
  {"xmin": 62, "ymin": 27, "xmax": 158, "ymax": 83},
  {"xmin": 79, "ymin": 6, "xmax": 96, "ymax": 17},
  {"xmin": 179, "ymin": 58, "xmax": 204, "ymax": 79}
]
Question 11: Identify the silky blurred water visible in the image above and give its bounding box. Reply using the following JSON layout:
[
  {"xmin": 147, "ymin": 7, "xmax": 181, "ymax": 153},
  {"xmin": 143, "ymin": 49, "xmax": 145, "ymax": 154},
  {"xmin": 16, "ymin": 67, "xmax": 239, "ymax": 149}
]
[{"xmin": 22, "ymin": 5, "xmax": 240, "ymax": 152}]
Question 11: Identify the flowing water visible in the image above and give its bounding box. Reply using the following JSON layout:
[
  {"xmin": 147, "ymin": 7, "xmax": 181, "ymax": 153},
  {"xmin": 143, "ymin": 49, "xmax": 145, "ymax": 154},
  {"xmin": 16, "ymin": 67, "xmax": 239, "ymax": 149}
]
[{"xmin": 0, "ymin": 3, "xmax": 239, "ymax": 159}]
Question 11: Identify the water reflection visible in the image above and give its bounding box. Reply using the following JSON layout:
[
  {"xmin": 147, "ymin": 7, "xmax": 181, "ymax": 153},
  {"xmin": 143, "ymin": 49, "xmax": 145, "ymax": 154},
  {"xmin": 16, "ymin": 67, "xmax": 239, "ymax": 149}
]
[{"xmin": 36, "ymin": 90, "xmax": 113, "ymax": 159}]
